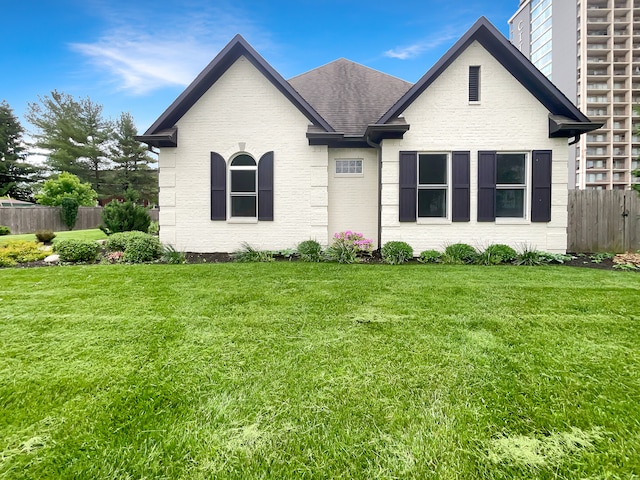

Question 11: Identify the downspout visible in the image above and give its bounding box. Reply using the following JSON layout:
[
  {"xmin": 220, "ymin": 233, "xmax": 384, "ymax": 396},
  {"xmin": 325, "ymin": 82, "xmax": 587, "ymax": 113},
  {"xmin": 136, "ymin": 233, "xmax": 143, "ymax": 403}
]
[{"xmin": 366, "ymin": 134, "xmax": 383, "ymax": 251}]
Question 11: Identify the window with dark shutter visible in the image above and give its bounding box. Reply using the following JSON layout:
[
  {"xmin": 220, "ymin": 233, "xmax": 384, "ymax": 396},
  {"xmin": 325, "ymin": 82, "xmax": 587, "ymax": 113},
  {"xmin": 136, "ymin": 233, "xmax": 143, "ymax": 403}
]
[
  {"xmin": 469, "ymin": 66, "xmax": 480, "ymax": 102},
  {"xmin": 451, "ymin": 151, "xmax": 470, "ymax": 222},
  {"xmin": 258, "ymin": 151, "xmax": 274, "ymax": 221},
  {"xmin": 399, "ymin": 151, "xmax": 417, "ymax": 222},
  {"xmin": 210, "ymin": 152, "xmax": 227, "ymax": 221},
  {"xmin": 531, "ymin": 150, "xmax": 552, "ymax": 222}
]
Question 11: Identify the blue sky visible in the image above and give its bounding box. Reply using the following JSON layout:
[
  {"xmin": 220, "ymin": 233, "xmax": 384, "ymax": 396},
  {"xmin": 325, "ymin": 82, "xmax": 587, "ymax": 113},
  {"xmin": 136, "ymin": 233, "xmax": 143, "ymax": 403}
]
[{"xmin": 3, "ymin": 0, "xmax": 517, "ymax": 135}]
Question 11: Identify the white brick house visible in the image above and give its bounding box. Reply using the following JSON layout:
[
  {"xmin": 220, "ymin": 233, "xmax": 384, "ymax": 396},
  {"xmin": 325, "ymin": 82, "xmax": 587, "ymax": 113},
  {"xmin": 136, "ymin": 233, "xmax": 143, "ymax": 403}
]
[{"xmin": 138, "ymin": 17, "xmax": 600, "ymax": 254}]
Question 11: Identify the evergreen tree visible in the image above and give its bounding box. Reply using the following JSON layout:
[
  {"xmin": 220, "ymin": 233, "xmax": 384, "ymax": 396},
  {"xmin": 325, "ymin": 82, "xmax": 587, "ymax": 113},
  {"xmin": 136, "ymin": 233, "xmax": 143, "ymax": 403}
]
[
  {"xmin": 26, "ymin": 90, "xmax": 112, "ymax": 196},
  {"xmin": 0, "ymin": 101, "xmax": 39, "ymax": 201},
  {"xmin": 109, "ymin": 112, "xmax": 157, "ymax": 203}
]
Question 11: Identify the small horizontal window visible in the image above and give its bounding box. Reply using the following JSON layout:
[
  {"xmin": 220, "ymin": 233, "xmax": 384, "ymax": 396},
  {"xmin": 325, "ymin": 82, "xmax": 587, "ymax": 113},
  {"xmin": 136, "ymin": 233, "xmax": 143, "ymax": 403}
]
[{"xmin": 335, "ymin": 159, "xmax": 363, "ymax": 175}]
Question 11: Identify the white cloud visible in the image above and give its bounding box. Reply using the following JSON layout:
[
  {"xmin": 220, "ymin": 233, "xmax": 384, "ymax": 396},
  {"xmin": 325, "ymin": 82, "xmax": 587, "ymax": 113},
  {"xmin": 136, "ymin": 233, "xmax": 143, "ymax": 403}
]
[
  {"xmin": 383, "ymin": 30, "xmax": 461, "ymax": 60},
  {"xmin": 69, "ymin": 4, "xmax": 270, "ymax": 95}
]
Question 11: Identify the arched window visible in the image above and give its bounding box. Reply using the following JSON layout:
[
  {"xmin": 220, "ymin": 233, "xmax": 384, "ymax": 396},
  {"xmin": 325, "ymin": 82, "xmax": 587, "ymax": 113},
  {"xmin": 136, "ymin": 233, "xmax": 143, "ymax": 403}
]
[{"xmin": 229, "ymin": 154, "xmax": 257, "ymax": 217}]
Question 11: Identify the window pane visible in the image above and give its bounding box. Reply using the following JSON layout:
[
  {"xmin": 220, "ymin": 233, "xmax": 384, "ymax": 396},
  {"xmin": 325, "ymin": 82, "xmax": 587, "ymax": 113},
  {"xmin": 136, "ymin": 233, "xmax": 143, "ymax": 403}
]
[
  {"xmin": 231, "ymin": 170, "xmax": 256, "ymax": 192},
  {"xmin": 231, "ymin": 195, "xmax": 256, "ymax": 217},
  {"xmin": 496, "ymin": 189, "xmax": 524, "ymax": 217},
  {"xmin": 418, "ymin": 189, "xmax": 447, "ymax": 217},
  {"xmin": 335, "ymin": 159, "xmax": 362, "ymax": 174},
  {"xmin": 231, "ymin": 154, "xmax": 256, "ymax": 166},
  {"xmin": 496, "ymin": 154, "xmax": 526, "ymax": 184},
  {"xmin": 419, "ymin": 154, "xmax": 447, "ymax": 185}
]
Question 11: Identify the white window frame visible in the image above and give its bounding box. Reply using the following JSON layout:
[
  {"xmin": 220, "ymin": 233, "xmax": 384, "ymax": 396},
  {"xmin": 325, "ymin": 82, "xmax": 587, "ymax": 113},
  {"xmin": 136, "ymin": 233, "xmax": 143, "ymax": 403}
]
[
  {"xmin": 335, "ymin": 159, "xmax": 364, "ymax": 177},
  {"xmin": 417, "ymin": 152, "xmax": 451, "ymax": 223},
  {"xmin": 228, "ymin": 153, "xmax": 258, "ymax": 222},
  {"xmin": 495, "ymin": 152, "xmax": 529, "ymax": 222}
]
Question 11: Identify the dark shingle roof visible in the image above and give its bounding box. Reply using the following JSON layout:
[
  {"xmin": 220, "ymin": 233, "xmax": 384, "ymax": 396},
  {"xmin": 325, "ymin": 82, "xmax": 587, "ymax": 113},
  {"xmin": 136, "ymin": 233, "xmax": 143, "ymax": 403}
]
[{"xmin": 288, "ymin": 59, "xmax": 412, "ymax": 136}]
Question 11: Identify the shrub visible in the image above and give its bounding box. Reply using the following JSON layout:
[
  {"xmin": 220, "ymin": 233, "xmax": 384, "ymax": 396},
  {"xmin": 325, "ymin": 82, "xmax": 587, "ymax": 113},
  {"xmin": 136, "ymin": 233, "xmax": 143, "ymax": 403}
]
[
  {"xmin": 381, "ymin": 241, "xmax": 413, "ymax": 265},
  {"xmin": 35, "ymin": 230, "xmax": 56, "ymax": 243},
  {"xmin": 233, "ymin": 242, "xmax": 274, "ymax": 262},
  {"xmin": 60, "ymin": 197, "xmax": 79, "ymax": 230},
  {"xmin": 297, "ymin": 239, "xmax": 323, "ymax": 262},
  {"xmin": 0, "ymin": 241, "xmax": 48, "ymax": 266},
  {"xmin": 122, "ymin": 234, "xmax": 162, "ymax": 263},
  {"xmin": 148, "ymin": 221, "xmax": 160, "ymax": 235},
  {"xmin": 100, "ymin": 189, "xmax": 151, "ymax": 235},
  {"xmin": 442, "ymin": 243, "xmax": 477, "ymax": 264},
  {"xmin": 54, "ymin": 239, "xmax": 99, "ymax": 263},
  {"xmin": 105, "ymin": 231, "xmax": 145, "ymax": 252},
  {"xmin": 476, "ymin": 244, "xmax": 517, "ymax": 265},
  {"xmin": 325, "ymin": 231, "xmax": 374, "ymax": 264},
  {"xmin": 0, "ymin": 226, "xmax": 10, "ymax": 236},
  {"xmin": 418, "ymin": 249, "xmax": 442, "ymax": 264},
  {"xmin": 162, "ymin": 244, "xmax": 187, "ymax": 264}
]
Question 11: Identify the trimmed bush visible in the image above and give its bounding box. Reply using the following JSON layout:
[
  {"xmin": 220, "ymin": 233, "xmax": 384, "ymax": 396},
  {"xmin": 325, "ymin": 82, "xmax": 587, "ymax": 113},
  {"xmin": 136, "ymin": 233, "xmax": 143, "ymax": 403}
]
[
  {"xmin": 0, "ymin": 226, "xmax": 10, "ymax": 236},
  {"xmin": 418, "ymin": 249, "xmax": 442, "ymax": 264},
  {"xmin": 104, "ymin": 231, "xmax": 161, "ymax": 263},
  {"xmin": 0, "ymin": 241, "xmax": 48, "ymax": 266},
  {"xmin": 122, "ymin": 234, "xmax": 162, "ymax": 263},
  {"xmin": 477, "ymin": 244, "xmax": 517, "ymax": 265},
  {"xmin": 35, "ymin": 230, "xmax": 56, "ymax": 243},
  {"xmin": 297, "ymin": 239, "xmax": 323, "ymax": 262},
  {"xmin": 54, "ymin": 239, "xmax": 99, "ymax": 263},
  {"xmin": 442, "ymin": 243, "xmax": 477, "ymax": 264},
  {"xmin": 381, "ymin": 241, "xmax": 413, "ymax": 265}
]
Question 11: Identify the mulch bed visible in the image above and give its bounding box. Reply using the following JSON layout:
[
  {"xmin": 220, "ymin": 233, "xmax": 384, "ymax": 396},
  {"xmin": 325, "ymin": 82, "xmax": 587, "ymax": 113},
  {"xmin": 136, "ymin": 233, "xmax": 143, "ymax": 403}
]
[{"xmin": 3, "ymin": 252, "xmax": 634, "ymax": 271}]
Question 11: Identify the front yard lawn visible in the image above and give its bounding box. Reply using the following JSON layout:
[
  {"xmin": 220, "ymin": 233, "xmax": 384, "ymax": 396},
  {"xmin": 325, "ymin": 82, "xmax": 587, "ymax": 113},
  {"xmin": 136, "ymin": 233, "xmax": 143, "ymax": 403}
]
[
  {"xmin": 1, "ymin": 263, "xmax": 638, "ymax": 479},
  {"xmin": 0, "ymin": 228, "xmax": 107, "ymax": 245}
]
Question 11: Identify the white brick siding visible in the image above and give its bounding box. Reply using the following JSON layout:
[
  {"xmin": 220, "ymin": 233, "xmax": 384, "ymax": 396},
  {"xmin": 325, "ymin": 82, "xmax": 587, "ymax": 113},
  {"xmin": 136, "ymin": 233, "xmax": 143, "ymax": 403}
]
[
  {"xmin": 158, "ymin": 56, "xmax": 328, "ymax": 252},
  {"xmin": 380, "ymin": 41, "xmax": 569, "ymax": 253}
]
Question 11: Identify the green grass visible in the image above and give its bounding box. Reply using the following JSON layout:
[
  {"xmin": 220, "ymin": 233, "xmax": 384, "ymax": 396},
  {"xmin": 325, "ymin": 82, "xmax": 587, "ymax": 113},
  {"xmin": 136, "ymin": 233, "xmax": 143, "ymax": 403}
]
[
  {"xmin": 0, "ymin": 228, "xmax": 107, "ymax": 245},
  {"xmin": 1, "ymin": 263, "xmax": 639, "ymax": 479}
]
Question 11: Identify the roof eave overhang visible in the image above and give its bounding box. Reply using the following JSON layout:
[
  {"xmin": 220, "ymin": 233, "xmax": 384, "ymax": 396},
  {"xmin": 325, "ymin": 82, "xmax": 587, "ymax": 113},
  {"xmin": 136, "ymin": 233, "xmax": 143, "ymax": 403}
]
[
  {"xmin": 135, "ymin": 128, "xmax": 178, "ymax": 148},
  {"xmin": 548, "ymin": 115, "xmax": 603, "ymax": 138},
  {"xmin": 307, "ymin": 123, "xmax": 410, "ymax": 148}
]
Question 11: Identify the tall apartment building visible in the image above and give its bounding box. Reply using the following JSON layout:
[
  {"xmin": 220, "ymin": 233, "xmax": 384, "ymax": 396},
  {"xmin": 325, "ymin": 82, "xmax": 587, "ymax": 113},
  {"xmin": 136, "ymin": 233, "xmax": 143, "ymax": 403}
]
[{"xmin": 509, "ymin": 0, "xmax": 640, "ymax": 190}]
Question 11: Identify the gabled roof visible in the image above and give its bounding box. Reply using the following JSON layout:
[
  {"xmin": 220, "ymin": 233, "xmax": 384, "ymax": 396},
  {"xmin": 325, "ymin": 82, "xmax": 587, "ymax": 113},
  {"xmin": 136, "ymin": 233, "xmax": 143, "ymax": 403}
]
[
  {"xmin": 288, "ymin": 59, "xmax": 412, "ymax": 136},
  {"xmin": 139, "ymin": 34, "xmax": 333, "ymax": 146},
  {"xmin": 379, "ymin": 16, "xmax": 594, "ymax": 128}
]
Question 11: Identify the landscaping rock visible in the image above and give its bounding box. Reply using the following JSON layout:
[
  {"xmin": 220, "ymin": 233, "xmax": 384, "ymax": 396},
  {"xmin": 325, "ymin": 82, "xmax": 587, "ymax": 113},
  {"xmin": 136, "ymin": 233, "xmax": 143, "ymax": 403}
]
[{"xmin": 44, "ymin": 254, "xmax": 60, "ymax": 263}]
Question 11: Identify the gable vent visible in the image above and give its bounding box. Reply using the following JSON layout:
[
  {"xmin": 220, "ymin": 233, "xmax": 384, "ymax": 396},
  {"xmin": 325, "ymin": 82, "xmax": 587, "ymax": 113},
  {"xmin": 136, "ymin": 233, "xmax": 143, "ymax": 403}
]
[{"xmin": 469, "ymin": 66, "xmax": 480, "ymax": 102}]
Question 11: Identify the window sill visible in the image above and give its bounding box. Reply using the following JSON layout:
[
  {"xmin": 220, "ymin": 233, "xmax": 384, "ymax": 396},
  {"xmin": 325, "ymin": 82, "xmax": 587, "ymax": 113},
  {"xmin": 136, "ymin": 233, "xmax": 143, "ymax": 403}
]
[
  {"xmin": 495, "ymin": 218, "xmax": 530, "ymax": 225},
  {"xmin": 417, "ymin": 218, "xmax": 452, "ymax": 225},
  {"xmin": 468, "ymin": 101, "xmax": 481, "ymax": 106},
  {"xmin": 227, "ymin": 217, "xmax": 258, "ymax": 224}
]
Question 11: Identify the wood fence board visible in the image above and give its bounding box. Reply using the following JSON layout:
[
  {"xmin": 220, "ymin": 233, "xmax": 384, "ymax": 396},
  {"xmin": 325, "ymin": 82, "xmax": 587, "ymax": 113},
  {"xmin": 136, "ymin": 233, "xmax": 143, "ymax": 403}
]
[{"xmin": 0, "ymin": 207, "xmax": 159, "ymax": 235}]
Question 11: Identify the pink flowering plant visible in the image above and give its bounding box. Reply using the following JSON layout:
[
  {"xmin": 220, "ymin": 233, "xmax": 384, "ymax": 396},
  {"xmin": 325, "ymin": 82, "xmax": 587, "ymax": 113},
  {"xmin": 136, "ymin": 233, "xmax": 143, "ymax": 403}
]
[{"xmin": 326, "ymin": 230, "xmax": 374, "ymax": 263}]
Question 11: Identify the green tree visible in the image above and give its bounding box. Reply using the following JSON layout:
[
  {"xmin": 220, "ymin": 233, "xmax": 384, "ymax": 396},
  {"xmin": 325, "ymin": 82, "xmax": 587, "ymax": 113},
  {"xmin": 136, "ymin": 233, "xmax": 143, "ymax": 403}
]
[
  {"xmin": 25, "ymin": 90, "xmax": 112, "ymax": 195},
  {"xmin": 0, "ymin": 100, "xmax": 39, "ymax": 201},
  {"xmin": 36, "ymin": 172, "xmax": 97, "ymax": 207},
  {"xmin": 109, "ymin": 112, "xmax": 157, "ymax": 203}
]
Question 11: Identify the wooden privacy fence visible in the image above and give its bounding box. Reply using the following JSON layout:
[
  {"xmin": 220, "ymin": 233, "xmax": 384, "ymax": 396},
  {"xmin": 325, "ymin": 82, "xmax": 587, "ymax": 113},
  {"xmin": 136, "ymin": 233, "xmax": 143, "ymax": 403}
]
[
  {"xmin": 0, "ymin": 207, "xmax": 159, "ymax": 235},
  {"xmin": 568, "ymin": 190, "xmax": 640, "ymax": 253}
]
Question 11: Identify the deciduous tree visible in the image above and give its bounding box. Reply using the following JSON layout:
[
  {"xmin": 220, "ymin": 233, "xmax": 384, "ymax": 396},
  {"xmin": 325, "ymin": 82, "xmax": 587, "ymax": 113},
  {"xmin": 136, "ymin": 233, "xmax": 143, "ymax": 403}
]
[{"xmin": 36, "ymin": 171, "xmax": 97, "ymax": 207}]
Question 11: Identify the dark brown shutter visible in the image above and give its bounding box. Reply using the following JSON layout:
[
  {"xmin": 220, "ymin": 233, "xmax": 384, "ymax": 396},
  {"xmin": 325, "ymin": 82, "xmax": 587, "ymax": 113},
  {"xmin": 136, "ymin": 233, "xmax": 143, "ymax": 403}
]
[
  {"xmin": 399, "ymin": 151, "xmax": 417, "ymax": 222},
  {"xmin": 452, "ymin": 151, "xmax": 470, "ymax": 222},
  {"xmin": 210, "ymin": 152, "xmax": 226, "ymax": 220},
  {"xmin": 258, "ymin": 151, "xmax": 274, "ymax": 221},
  {"xmin": 477, "ymin": 151, "xmax": 496, "ymax": 222},
  {"xmin": 531, "ymin": 150, "xmax": 552, "ymax": 222},
  {"xmin": 469, "ymin": 66, "xmax": 480, "ymax": 102}
]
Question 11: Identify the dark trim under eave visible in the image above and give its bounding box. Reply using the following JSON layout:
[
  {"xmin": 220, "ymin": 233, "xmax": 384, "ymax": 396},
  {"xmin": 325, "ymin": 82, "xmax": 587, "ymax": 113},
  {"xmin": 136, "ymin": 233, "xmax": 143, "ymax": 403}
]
[
  {"xmin": 134, "ymin": 128, "xmax": 178, "ymax": 148},
  {"xmin": 549, "ymin": 115, "xmax": 603, "ymax": 138},
  {"xmin": 307, "ymin": 123, "xmax": 410, "ymax": 148}
]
